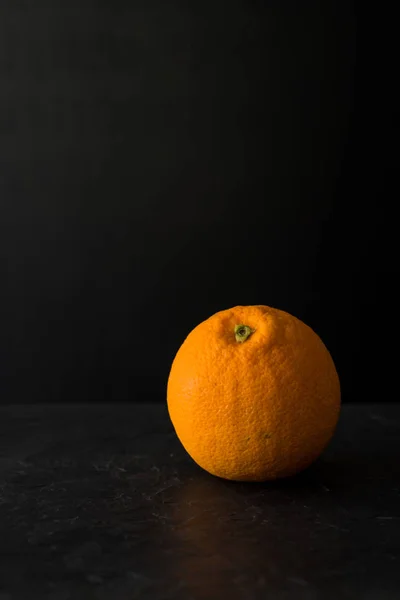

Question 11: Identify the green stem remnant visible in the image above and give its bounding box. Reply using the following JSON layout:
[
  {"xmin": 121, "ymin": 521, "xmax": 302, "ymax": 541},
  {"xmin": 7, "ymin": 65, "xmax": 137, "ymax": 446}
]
[{"xmin": 234, "ymin": 324, "xmax": 255, "ymax": 343}]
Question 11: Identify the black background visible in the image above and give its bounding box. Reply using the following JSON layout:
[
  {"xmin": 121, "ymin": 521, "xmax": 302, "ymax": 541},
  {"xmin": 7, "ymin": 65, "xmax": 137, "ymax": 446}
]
[{"xmin": 0, "ymin": 2, "xmax": 395, "ymax": 404}]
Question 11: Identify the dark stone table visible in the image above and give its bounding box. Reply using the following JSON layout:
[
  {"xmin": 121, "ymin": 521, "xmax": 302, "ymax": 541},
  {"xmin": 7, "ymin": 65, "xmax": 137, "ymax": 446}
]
[{"xmin": 0, "ymin": 403, "xmax": 399, "ymax": 599}]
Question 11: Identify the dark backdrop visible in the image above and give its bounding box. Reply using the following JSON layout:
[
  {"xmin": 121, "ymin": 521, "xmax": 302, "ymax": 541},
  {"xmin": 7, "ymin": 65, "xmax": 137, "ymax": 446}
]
[{"xmin": 0, "ymin": 2, "xmax": 393, "ymax": 403}]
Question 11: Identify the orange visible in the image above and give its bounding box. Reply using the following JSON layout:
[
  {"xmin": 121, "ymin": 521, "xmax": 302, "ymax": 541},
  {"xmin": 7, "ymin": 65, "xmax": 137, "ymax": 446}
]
[{"xmin": 167, "ymin": 305, "xmax": 340, "ymax": 481}]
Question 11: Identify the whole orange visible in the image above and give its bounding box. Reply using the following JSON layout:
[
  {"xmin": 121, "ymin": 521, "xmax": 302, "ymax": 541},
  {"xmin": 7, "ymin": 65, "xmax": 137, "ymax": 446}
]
[{"xmin": 167, "ymin": 305, "xmax": 340, "ymax": 481}]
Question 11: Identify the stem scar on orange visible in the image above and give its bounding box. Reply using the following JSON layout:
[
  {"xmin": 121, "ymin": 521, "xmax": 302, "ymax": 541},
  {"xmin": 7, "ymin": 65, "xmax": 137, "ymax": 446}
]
[{"xmin": 167, "ymin": 305, "xmax": 340, "ymax": 481}]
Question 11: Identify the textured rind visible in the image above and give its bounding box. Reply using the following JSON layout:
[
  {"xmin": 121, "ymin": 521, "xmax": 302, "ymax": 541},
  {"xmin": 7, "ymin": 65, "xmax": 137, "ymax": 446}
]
[{"xmin": 167, "ymin": 305, "xmax": 341, "ymax": 481}]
